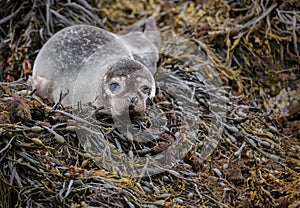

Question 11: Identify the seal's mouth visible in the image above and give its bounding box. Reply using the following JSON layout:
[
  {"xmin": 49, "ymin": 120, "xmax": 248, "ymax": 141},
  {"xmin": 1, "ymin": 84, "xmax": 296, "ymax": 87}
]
[
  {"xmin": 129, "ymin": 96, "xmax": 153, "ymax": 114},
  {"xmin": 128, "ymin": 104, "xmax": 145, "ymax": 116},
  {"xmin": 129, "ymin": 104, "xmax": 135, "ymax": 111}
]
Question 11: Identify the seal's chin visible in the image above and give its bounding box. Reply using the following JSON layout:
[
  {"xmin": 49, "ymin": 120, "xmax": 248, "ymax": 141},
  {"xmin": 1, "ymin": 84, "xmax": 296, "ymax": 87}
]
[
  {"xmin": 111, "ymin": 100, "xmax": 147, "ymax": 116},
  {"xmin": 129, "ymin": 103, "xmax": 147, "ymax": 114}
]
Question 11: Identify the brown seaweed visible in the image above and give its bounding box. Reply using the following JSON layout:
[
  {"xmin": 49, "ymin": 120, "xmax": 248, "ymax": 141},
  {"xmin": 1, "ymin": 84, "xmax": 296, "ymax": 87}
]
[{"xmin": 0, "ymin": 0, "xmax": 299, "ymax": 207}]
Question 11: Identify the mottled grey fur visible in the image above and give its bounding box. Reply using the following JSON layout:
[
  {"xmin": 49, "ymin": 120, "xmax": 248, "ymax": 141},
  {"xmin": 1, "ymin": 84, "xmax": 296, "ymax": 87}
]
[{"xmin": 29, "ymin": 17, "xmax": 160, "ymax": 114}]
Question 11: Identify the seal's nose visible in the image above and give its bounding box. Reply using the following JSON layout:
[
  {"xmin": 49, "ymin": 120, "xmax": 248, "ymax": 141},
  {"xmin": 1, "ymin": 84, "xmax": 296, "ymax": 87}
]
[{"xmin": 129, "ymin": 96, "xmax": 137, "ymax": 104}]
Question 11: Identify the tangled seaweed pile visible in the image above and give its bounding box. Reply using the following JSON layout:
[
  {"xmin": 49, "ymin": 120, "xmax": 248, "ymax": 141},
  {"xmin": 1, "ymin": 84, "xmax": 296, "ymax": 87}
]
[{"xmin": 0, "ymin": 0, "xmax": 299, "ymax": 207}]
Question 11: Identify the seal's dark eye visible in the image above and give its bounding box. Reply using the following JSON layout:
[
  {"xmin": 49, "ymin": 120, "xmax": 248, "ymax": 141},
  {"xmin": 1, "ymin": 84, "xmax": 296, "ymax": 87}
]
[
  {"xmin": 109, "ymin": 82, "xmax": 120, "ymax": 93},
  {"xmin": 140, "ymin": 85, "xmax": 151, "ymax": 94}
]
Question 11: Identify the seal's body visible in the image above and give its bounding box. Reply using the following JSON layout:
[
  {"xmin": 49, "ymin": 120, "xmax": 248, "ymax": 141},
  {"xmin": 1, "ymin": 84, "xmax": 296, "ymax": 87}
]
[{"xmin": 29, "ymin": 17, "xmax": 160, "ymax": 114}]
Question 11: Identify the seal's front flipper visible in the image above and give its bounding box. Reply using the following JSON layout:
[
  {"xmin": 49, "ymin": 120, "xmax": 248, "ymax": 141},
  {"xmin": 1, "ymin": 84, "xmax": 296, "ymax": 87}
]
[{"xmin": 28, "ymin": 75, "xmax": 54, "ymax": 100}]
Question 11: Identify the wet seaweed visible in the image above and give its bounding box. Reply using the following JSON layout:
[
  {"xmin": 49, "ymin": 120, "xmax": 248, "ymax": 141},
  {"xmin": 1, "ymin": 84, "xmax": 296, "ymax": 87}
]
[{"xmin": 0, "ymin": 0, "xmax": 300, "ymax": 207}]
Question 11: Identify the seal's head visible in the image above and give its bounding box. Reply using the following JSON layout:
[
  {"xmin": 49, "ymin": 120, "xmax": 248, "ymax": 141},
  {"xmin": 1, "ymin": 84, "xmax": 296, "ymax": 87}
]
[{"xmin": 102, "ymin": 58, "xmax": 156, "ymax": 115}]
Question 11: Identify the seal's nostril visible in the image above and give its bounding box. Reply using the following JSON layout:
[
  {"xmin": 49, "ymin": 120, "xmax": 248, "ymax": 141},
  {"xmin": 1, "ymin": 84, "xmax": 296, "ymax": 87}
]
[{"xmin": 130, "ymin": 96, "xmax": 136, "ymax": 103}]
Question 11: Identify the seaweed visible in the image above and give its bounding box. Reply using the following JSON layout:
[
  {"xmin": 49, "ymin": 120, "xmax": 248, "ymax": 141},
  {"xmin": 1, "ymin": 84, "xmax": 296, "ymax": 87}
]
[{"xmin": 0, "ymin": 0, "xmax": 299, "ymax": 207}]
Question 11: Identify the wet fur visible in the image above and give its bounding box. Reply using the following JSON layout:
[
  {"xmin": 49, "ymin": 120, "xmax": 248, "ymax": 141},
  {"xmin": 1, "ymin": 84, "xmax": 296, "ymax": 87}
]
[{"xmin": 29, "ymin": 16, "xmax": 160, "ymax": 114}]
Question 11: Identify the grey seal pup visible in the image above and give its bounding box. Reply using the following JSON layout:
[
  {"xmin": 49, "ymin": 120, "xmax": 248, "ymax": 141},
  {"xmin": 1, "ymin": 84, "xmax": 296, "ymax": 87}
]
[{"xmin": 29, "ymin": 16, "xmax": 160, "ymax": 115}]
